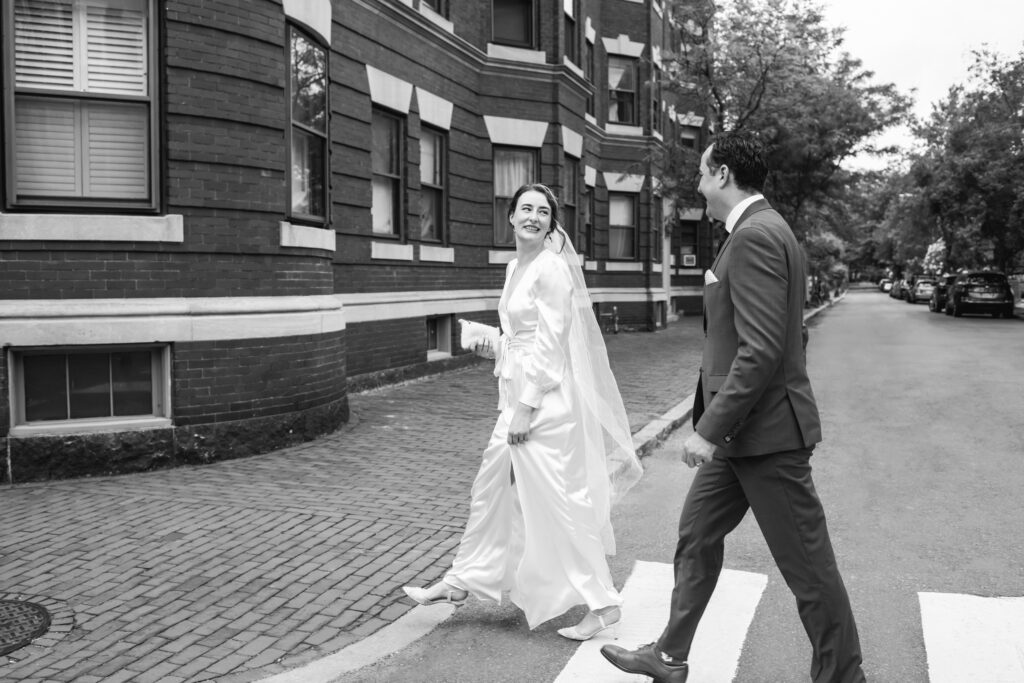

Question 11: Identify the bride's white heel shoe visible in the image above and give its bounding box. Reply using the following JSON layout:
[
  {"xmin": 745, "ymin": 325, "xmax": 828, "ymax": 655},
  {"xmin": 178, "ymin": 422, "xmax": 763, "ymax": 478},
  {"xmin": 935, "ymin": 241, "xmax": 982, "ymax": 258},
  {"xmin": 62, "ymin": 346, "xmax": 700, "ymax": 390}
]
[
  {"xmin": 557, "ymin": 607, "xmax": 621, "ymax": 641},
  {"xmin": 402, "ymin": 583, "xmax": 468, "ymax": 607}
]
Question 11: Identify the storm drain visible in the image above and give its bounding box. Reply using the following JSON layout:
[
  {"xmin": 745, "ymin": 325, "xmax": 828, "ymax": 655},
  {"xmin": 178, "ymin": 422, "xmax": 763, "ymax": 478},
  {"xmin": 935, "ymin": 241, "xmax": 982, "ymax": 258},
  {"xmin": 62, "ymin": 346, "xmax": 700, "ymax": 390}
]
[{"xmin": 0, "ymin": 599, "xmax": 51, "ymax": 657}]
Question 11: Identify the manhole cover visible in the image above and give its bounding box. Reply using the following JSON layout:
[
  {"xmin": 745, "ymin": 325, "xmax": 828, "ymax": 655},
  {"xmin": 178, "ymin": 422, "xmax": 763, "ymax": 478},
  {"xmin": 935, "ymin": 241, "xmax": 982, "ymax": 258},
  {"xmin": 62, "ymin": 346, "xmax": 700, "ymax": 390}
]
[{"xmin": 0, "ymin": 599, "xmax": 51, "ymax": 657}]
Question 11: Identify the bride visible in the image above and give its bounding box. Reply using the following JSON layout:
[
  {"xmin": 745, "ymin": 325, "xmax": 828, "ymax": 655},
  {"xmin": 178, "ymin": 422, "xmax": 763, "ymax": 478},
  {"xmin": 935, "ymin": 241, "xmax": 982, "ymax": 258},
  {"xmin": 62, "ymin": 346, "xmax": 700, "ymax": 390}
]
[{"xmin": 403, "ymin": 183, "xmax": 642, "ymax": 640}]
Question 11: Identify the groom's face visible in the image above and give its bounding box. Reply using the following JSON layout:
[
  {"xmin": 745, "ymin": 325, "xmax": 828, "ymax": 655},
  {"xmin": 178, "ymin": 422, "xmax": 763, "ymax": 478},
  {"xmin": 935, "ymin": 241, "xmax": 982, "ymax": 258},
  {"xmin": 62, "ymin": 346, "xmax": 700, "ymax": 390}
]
[{"xmin": 697, "ymin": 145, "xmax": 725, "ymax": 222}]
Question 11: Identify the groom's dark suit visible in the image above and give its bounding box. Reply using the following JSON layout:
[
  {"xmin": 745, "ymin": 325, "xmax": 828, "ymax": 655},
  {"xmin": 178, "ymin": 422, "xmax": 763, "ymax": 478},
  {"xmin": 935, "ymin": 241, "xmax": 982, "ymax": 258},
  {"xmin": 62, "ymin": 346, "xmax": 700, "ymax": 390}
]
[{"xmin": 661, "ymin": 199, "xmax": 865, "ymax": 683}]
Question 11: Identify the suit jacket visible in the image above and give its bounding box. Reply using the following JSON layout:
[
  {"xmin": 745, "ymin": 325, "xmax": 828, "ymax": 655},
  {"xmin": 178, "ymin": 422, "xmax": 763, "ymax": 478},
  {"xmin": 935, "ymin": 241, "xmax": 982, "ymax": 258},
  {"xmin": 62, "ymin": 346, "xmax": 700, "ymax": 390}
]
[{"xmin": 693, "ymin": 199, "xmax": 822, "ymax": 457}]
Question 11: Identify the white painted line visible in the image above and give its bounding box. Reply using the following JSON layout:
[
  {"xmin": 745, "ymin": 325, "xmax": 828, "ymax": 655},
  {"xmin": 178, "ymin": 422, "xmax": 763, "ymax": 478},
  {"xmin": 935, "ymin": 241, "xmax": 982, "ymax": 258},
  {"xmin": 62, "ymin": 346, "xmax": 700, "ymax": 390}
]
[
  {"xmin": 920, "ymin": 592, "xmax": 1024, "ymax": 683},
  {"xmin": 255, "ymin": 603, "xmax": 456, "ymax": 683},
  {"xmin": 555, "ymin": 560, "xmax": 767, "ymax": 682}
]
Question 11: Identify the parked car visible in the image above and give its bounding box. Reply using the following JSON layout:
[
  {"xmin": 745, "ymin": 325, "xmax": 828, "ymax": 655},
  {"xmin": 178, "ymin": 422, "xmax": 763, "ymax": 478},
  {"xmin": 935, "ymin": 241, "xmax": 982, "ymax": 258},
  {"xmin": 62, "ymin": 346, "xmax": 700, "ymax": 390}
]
[
  {"xmin": 889, "ymin": 278, "xmax": 909, "ymax": 299},
  {"xmin": 944, "ymin": 271, "xmax": 1016, "ymax": 318},
  {"xmin": 878, "ymin": 278, "xmax": 893, "ymax": 292},
  {"xmin": 906, "ymin": 276, "xmax": 936, "ymax": 304},
  {"xmin": 928, "ymin": 274, "xmax": 958, "ymax": 313}
]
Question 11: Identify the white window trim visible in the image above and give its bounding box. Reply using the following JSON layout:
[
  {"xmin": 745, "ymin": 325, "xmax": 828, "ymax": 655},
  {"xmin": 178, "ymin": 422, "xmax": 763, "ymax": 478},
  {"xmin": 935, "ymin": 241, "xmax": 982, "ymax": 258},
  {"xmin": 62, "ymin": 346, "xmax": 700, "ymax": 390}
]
[
  {"xmin": 484, "ymin": 116, "xmax": 548, "ymax": 147},
  {"xmin": 420, "ymin": 245, "xmax": 455, "ymax": 262},
  {"xmin": 603, "ymin": 172, "xmax": 645, "ymax": 193},
  {"xmin": 366, "ymin": 66, "xmax": 413, "ymax": 113},
  {"xmin": 602, "ymin": 34, "xmax": 645, "ymax": 58},
  {"xmin": 415, "ymin": 87, "xmax": 454, "ymax": 130},
  {"xmin": 561, "ymin": 126, "xmax": 583, "ymax": 158},
  {"xmin": 282, "ymin": 0, "xmax": 332, "ymax": 42},
  {"xmin": 487, "ymin": 43, "xmax": 546, "ymax": 64},
  {"xmin": 280, "ymin": 221, "xmax": 336, "ymax": 251},
  {"xmin": 371, "ymin": 241, "xmax": 415, "ymax": 261},
  {"xmin": 0, "ymin": 213, "xmax": 183, "ymax": 242},
  {"xmin": 563, "ymin": 56, "xmax": 584, "ymax": 77},
  {"xmin": 606, "ymin": 123, "xmax": 644, "ymax": 137}
]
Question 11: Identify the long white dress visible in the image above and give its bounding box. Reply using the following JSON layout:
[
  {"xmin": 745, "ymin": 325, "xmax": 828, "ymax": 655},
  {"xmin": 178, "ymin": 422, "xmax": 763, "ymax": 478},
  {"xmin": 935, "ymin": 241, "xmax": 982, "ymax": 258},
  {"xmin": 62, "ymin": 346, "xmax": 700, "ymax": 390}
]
[{"xmin": 444, "ymin": 248, "xmax": 622, "ymax": 629}]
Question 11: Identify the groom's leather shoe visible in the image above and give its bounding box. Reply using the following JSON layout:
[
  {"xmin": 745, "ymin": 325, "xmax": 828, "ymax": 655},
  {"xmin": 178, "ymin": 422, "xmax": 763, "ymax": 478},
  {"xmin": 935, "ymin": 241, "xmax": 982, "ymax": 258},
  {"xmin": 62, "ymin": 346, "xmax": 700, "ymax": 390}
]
[{"xmin": 600, "ymin": 642, "xmax": 689, "ymax": 683}]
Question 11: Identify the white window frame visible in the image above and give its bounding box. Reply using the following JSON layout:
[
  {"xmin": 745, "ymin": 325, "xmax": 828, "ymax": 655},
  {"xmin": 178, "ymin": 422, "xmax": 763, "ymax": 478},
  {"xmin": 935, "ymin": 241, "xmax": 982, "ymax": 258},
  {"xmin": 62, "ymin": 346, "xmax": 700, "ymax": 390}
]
[
  {"xmin": 3, "ymin": 0, "xmax": 159, "ymax": 211},
  {"xmin": 9, "ymin": 344, "xmax": 172, "ymax": 436}
]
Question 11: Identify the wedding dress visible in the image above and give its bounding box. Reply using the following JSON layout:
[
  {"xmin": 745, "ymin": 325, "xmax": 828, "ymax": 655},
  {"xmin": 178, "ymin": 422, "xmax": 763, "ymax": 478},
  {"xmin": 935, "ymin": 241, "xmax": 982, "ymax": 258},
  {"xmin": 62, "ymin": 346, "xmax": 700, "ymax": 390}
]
[{"xmin": 444, "ymin": 245, "xmax": 640, "ymax": 628}]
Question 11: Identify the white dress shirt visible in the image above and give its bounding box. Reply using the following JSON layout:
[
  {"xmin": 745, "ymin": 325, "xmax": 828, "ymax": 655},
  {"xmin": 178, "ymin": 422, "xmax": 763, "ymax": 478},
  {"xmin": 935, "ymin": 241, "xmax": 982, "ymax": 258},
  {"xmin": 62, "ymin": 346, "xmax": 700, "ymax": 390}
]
[{"xmin": 724, "ymin": 194, "xmax": 765, "ymax": 234}]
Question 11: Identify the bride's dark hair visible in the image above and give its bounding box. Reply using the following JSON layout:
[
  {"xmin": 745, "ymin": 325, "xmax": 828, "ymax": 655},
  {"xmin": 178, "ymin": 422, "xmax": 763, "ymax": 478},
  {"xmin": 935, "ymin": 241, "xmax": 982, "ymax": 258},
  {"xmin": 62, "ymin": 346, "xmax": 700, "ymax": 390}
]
[{"xmin": 506, "ymin": 183, "xmax": 568, "ymax": 252}]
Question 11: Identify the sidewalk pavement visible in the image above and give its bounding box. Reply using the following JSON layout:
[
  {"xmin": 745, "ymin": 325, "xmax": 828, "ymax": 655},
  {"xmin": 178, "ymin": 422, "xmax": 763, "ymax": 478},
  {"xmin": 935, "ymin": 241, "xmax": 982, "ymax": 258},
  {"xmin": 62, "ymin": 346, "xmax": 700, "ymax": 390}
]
[{"xmin": 0, "ymin": 303, "xmax": 835, "ymax": 683}]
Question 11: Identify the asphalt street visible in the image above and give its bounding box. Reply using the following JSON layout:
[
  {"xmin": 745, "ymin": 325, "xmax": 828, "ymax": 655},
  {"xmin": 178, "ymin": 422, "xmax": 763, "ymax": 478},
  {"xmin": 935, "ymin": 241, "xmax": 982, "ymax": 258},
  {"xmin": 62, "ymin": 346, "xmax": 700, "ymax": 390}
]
[{"xmin": 332, "ymin": 290, "xmax": 1024, "ymax": 683}]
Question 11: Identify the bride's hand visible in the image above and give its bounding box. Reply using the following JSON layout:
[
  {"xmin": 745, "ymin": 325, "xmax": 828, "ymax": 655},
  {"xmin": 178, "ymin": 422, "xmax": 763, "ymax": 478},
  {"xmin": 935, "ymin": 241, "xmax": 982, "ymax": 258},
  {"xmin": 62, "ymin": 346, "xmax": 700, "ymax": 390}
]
[
  {"xmin": 507, "ymin": 403, "xmax": 534, "ymax": 445},
  {"xmin": 472, "ymin": 338, "xmax": 495, "ymax": 359}
]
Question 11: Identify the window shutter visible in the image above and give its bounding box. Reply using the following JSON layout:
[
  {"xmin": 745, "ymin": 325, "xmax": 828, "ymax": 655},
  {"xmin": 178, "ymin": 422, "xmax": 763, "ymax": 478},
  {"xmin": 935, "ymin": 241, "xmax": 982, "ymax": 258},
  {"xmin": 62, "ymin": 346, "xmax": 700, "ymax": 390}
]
[
  {"xmin": 84, "ymin": 102, "xmax": 149, "ymax": 198},
  {"xmin": 14, "ymin": 0, "xmax": 76, "ymax": 90},
  {"xmin": 14, "ymin": 98, "xmax": 81, "ymax": 196},
  {"xmin": 84, "ymin": 1, "xmax": 148, "ymax": 96}
]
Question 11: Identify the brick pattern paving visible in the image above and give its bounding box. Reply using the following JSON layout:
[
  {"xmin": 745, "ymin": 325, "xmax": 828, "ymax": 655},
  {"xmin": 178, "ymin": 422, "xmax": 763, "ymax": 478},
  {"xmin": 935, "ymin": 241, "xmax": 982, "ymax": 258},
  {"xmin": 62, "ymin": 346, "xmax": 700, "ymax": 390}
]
[{"xmin": 0, "ymin": 317, "xmax": 703, "ymax": 682}]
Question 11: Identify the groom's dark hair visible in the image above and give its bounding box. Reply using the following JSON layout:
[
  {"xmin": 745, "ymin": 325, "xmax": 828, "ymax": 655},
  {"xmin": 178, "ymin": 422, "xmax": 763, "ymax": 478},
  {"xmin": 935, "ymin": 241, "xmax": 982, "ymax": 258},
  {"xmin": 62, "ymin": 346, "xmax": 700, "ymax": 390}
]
[{"xmin": 708, "ymin": 130, "xmax": 768, "ymax": 193}]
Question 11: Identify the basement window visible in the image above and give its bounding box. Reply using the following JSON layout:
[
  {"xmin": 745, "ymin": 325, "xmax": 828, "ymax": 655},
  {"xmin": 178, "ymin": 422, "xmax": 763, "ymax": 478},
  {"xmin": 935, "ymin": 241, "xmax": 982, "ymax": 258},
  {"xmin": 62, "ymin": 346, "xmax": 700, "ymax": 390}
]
[{"xmin": 10, "ymin": 345, "xmax": 171, "ymax": 435}]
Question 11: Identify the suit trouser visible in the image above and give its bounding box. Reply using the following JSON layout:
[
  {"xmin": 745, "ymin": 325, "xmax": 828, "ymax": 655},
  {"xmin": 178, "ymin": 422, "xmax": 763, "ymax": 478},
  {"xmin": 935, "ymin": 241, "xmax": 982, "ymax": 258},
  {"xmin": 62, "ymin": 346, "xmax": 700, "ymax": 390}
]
[{"xmin": 657, "ymin": 447, "xmax": 866, "ymax": 683}]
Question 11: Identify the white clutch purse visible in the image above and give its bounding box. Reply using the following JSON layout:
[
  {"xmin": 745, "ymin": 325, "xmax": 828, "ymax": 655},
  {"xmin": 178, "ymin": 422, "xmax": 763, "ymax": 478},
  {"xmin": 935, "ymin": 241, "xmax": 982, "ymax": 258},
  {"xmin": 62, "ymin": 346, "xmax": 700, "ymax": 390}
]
[{"xmin": 458, "ymin": 319, "xmax": 500, "ymax": 350}]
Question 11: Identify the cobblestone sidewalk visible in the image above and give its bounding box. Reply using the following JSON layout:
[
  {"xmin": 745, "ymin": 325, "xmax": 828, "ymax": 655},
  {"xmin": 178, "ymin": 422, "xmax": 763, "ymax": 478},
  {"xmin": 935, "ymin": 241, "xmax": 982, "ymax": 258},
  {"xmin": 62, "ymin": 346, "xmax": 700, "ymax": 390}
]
[{"xmin": 0, "ymin": 317, "xmax": 704, "ymax": 683}]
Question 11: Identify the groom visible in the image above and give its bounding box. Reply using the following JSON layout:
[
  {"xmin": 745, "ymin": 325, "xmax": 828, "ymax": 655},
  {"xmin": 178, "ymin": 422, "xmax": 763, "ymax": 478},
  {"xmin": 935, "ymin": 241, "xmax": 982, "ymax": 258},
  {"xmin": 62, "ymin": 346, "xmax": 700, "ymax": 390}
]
[{"xmin": 601, "ymin": 131, "xmax": 865, "ymax": 683}]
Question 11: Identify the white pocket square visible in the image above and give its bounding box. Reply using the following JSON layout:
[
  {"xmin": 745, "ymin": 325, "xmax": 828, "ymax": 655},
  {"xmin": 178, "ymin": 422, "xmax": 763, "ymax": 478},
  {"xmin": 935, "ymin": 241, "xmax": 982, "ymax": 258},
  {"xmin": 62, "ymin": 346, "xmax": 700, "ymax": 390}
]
[{"xmin": 704, "ymin": 270, "xmax": 719, "ymax": 285}]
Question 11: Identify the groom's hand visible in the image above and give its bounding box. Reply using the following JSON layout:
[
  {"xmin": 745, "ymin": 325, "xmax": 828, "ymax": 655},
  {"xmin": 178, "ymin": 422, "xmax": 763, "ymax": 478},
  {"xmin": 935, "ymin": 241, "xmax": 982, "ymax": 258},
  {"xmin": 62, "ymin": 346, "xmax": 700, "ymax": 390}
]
[{"xmin": 682, "ymin": 430, "xmax": 716, "ymax": 468}]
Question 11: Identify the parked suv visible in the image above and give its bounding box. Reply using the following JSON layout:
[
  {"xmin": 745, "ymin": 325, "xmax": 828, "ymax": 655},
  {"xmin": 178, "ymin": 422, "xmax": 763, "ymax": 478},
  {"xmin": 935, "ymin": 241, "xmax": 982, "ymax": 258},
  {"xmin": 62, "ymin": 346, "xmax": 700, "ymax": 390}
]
[
  {"xmin": 945, "ymin": 271, "xmax": 1016, "ymax": 318},
  {"xmin": 929, "ymin": 274, "xmax": 958, "ymax": 313}
]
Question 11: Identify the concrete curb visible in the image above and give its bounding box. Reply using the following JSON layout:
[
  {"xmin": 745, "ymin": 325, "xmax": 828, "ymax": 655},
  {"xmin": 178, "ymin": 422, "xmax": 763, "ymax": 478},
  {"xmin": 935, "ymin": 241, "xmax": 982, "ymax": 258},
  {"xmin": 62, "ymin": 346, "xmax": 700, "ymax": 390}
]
[{"xmin": 254, "ymin": 296, "xmax": 844, "ymax": 683}]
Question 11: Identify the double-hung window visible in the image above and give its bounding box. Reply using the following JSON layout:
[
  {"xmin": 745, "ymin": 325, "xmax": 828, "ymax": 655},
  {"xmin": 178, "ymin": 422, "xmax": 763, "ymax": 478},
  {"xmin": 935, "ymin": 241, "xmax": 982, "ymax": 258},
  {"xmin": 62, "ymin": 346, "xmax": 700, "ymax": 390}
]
[
  {"xmin": 493, "ymin": 0, "xmax": 534, "ymax": 48},
  {"xmin": 563, "ymin": 0, "xmax": 578, "ymax": 64},
  {"xmin": 609, "ymin": 193, "xmax": 637, "ymax": 259},
  {"xmin": 580, "ymin": 185, "xmax": 593, "ymax": 256},
  {"xmin": 562, "ymin": 156, "xmax": 579, "ymax": 246},
  {"xmin": 583, "ymin": 40, "xmax": 595, "ymax": 116},
  {"xmin": 288, "ymin": 26, "xmax": 328, "ymax": 224},
  {"xmin": 419, "ymin": 127, "xmax": 446, "ymax": 241},
  {"xmin": 371, "ymin": 109, "xmax": 404, "ymax": 237},
  {"xmin": 5, "ymin": 0, "xmax": 157, "ymax": 210},
  {"xmin": 608, "ymin": 56, "xmax": 637, "ymax": 125},
  {"xmin": 493, "ymin": 147, "xmax": 536, "ymax": 246}
]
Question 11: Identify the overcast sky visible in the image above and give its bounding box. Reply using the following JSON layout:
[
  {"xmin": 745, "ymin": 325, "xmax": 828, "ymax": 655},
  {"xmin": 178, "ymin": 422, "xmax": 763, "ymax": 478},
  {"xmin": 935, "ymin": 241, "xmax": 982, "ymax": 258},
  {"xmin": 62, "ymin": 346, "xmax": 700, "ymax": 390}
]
[{"xmin": 817, "ymin": 0, "xmax": 1024, "ymax": 169}]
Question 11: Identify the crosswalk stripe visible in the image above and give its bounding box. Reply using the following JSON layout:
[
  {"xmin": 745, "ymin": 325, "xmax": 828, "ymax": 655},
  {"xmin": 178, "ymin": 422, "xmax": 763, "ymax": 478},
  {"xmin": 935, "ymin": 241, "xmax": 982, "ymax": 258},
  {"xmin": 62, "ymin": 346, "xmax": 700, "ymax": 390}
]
[
  {"xmin": 920, "ymin": 592, "xmax": 1024, "ymax": 683},
  {"xmin": 554, "ymin": 561, "xmax": 768, "ymax": 682}
]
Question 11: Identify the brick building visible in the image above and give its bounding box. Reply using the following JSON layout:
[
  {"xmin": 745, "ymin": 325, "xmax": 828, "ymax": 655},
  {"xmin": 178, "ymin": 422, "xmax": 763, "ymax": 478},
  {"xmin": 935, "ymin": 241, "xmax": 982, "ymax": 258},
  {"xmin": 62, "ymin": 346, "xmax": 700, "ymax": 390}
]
[{"xmin": 0, "ymin": 0, "xmax": 710, "ymax": 481}]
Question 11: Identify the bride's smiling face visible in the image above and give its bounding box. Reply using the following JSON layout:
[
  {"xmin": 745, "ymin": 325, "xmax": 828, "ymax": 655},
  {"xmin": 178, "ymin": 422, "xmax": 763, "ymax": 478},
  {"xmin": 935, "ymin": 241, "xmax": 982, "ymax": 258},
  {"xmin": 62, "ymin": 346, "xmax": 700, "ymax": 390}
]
[{"xmin": 509, "ymin": 190, "xmax": 553, "ymax": 249}]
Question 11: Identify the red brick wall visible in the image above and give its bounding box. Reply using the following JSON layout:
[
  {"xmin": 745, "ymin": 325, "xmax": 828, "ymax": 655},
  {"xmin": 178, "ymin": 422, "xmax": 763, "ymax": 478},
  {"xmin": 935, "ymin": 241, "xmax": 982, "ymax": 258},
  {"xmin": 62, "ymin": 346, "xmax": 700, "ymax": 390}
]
[{"xmin": 173, "ymin": 331, "xmax": 347, "ymax": 426}]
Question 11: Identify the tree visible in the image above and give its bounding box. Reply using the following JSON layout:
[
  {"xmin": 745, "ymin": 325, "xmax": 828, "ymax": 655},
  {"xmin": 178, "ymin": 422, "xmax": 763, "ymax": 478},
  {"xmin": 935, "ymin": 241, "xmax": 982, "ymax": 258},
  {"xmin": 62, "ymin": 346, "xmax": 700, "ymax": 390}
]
[
  {"xmin": 664, "ymin": 0, "xmax": 912, "ymax": 240},
  {"xmin": 910, "ymin": 48, "xmax": 1024, "ymax": 272}
]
